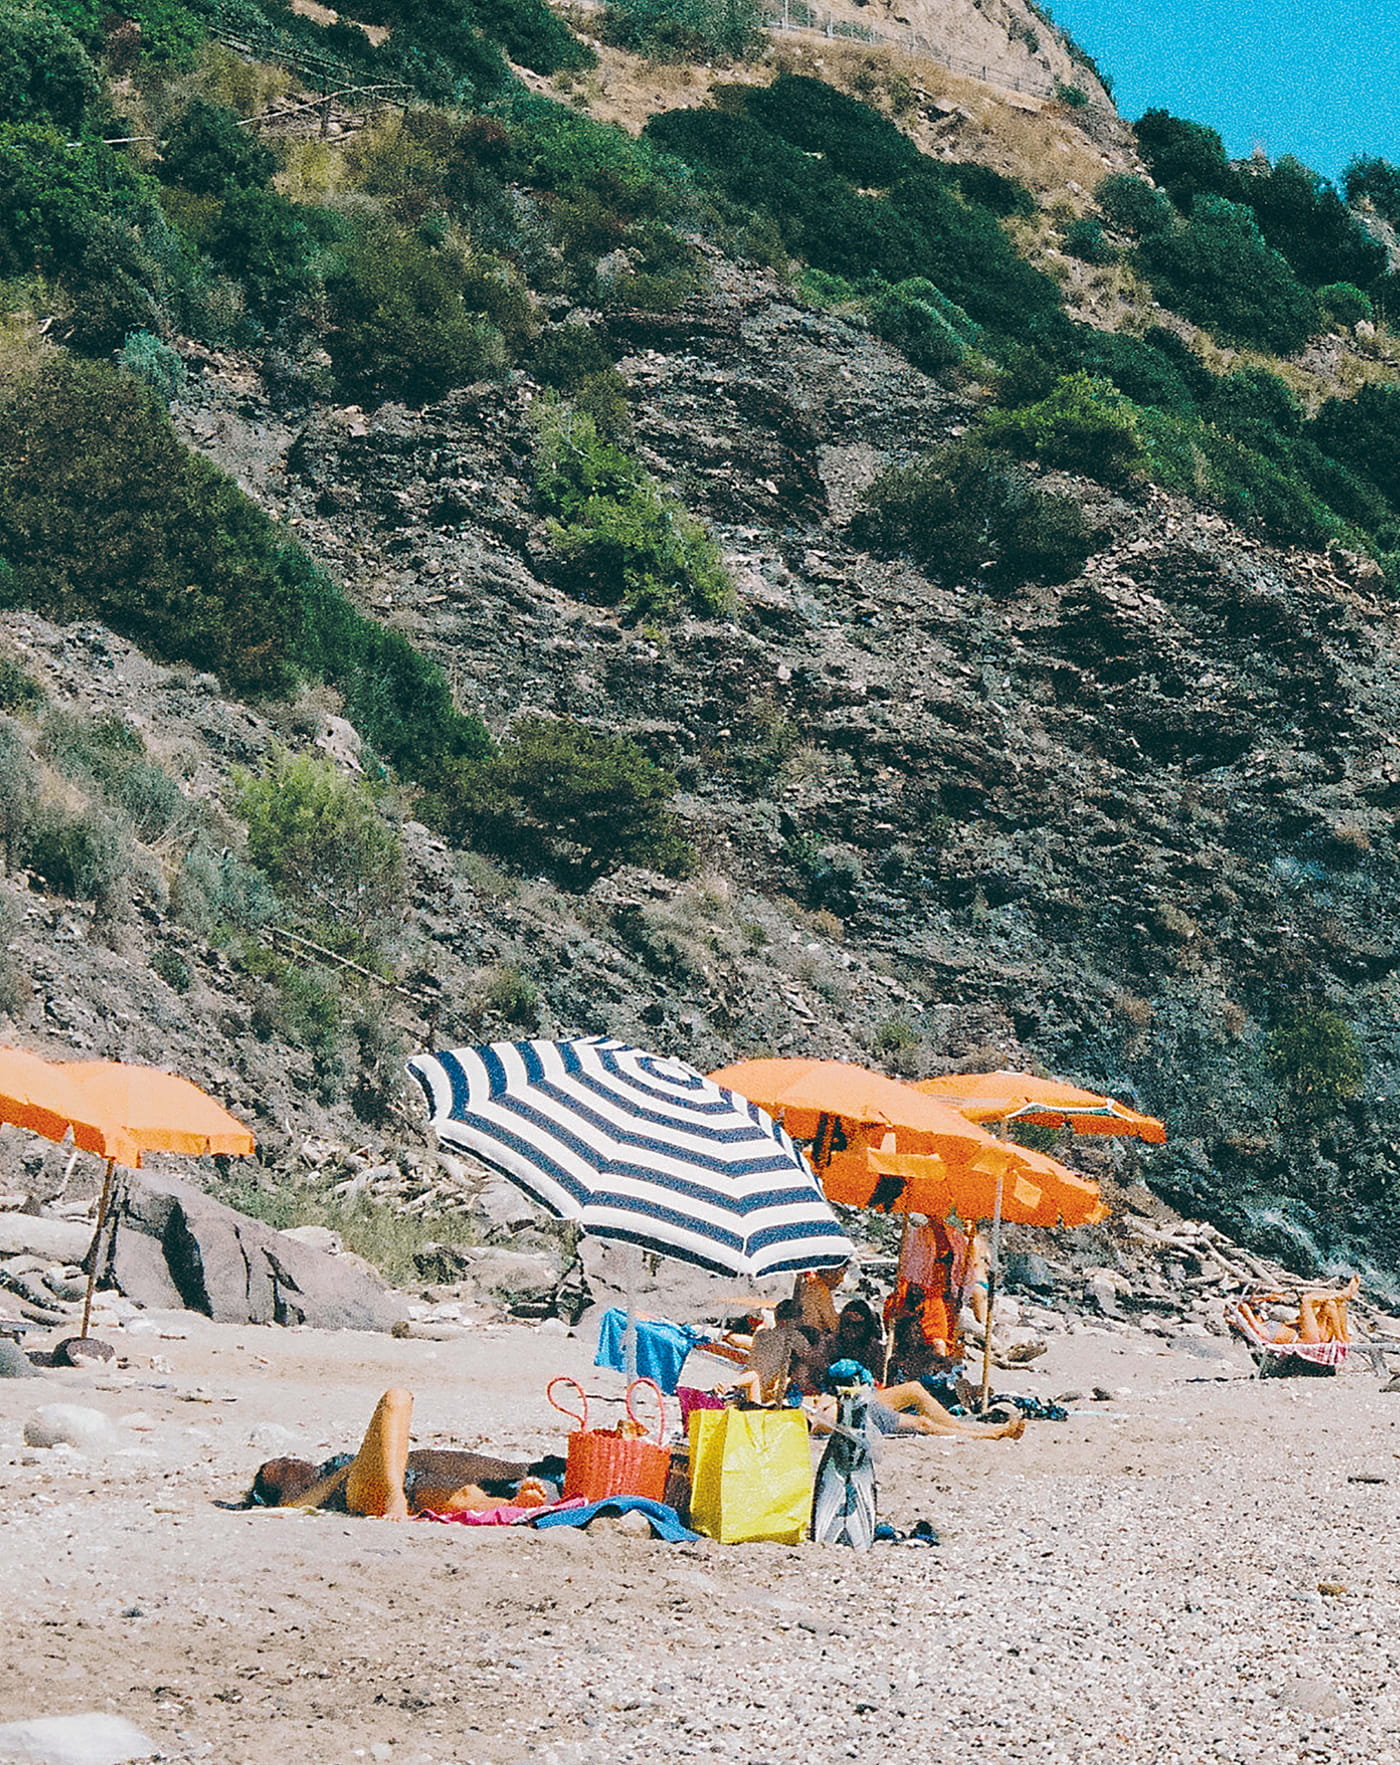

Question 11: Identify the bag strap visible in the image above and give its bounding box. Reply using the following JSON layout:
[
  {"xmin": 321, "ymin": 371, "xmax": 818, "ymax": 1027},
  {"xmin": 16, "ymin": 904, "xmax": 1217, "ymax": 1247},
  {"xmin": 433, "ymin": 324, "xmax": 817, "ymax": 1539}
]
[
  {"xmin": 625, "ymin": 1377, "xmax": 667, "ymax": 1446},
  {"xmin": 546, "ymin": 1375, "xmax": 588, "ymax": 1432}
]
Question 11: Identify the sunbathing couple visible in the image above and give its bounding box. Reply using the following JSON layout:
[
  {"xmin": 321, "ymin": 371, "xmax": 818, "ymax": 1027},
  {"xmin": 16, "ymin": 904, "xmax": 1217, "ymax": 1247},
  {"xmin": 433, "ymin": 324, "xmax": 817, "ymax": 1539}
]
[
  {"xmin": 250, "ymin": 1389, "xmax": 565, "ymax": 1519},
  {"xmin": 726, "ymin": 1270, "xmax": 1023, "ymax": 1442},
  {"xmin": 1237, "ymin": 1276, "xmax": 1359, "ymax": 1346}
]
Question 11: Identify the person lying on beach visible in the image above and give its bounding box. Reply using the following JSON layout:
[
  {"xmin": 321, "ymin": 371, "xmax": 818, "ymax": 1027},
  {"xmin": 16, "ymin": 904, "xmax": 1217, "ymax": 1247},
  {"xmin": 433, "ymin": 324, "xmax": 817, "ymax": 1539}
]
[
  {"xmin": 807, "ymin": 1358, "xmax": 1024, "ymax": 1441},
  {"xmin": 248, "ymin": 1390, "xmax": 566, "ymax": 1519}
]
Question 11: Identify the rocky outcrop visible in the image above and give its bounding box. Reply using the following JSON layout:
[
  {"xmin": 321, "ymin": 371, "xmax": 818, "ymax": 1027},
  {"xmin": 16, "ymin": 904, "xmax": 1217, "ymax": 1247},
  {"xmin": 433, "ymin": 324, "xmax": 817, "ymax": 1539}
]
[{"xmin": 91, "ymin": 1171, "xmax": 406, "ymax": 1331}]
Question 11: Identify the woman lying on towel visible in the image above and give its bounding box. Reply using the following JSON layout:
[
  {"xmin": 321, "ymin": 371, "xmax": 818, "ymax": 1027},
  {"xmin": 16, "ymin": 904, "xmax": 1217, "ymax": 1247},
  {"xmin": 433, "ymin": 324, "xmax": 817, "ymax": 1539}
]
[
  {"xmin": 1237, "ymin": 1276, "xmax": 1359, "ymax": 1347},
  {"xmin": 248, "ymin": 1390, "xmax": 566, "ymax": 1518}
]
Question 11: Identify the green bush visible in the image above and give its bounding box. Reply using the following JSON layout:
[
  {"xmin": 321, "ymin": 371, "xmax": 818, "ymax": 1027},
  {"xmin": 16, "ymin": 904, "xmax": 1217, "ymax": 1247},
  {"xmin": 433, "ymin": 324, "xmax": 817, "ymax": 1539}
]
[
  {"xmin": 1095, "ymin": 173, "xmax": 1173, "ymax": 238},
  {"xmin": 117, "ymin": 329, "xmax": 187, "ymax": 401},
  {"xmin": 1318, "ymin": 281, "xmax": 1374, "ymax": 327},
  {"xmin": 1054, "ymin": 81, "xmax": 1089, "ymax": 109},
  {"xmin": 1237, "ymin": 154, "xmax": 1385, "ymax": 292},
  {"xmin": 1063, "ymin": 216, "xmax": 1115, "ymax": 264},
  {"xmin": 1345, "ymin": 155, "xmax": 1400, "ymax": 227},
  {"xmin": 599, "ymin": 0, "xmax": 764, "ymax": 62},
  {"xmin": 857, "ymin": 437, "xmax": 1098, "ymax": 587},
  {"xmin": 1204, "ymin": 367, "xmax": 1301, "ymax": 456},
  {"xmin": 534, "ymin": 402, "xmax": 732, "ymax": 619},
  {"xmin": 159, "ymin": 98, "xmax": 276, "ymax": 195},
  {"xmin": 1310, "ymin": 382, "xmax": 1400, "ymax": 507},
  {"xmin": 234, "ymin": 750, "xmax": 405, "ymax": 937},
  {"xmin": 1136, "ymin": 196, "xmax": 1320, "ymax": 354},
  {"xmin": 1133, "ymin": 109, "xmax": 1241, "ymax": 210},
  {"xmin": 0, "ymin": 720, "xmax": 38, "ymax": 870},
  {"xmin": 326, "ymin": 225, "xmax": 510, "ymax": 399},
  {"xmin": 171, "ymin": 838, "xmax": 275, "ymax": 937},
  {"xmin": 1072, "ymin": 328, "xmax": 1197, "ymax": 415},
  {"xmin": 1266, "ymin": 1006, "xmax": 1363, "ymax": 1119},
  {"xmin": 0, "ymin": 5, "xmax": 100, "ymax": 131},
  {"xmin": 23, "ymin": 801, "xmax": 131, "ymax": 908},
  {"xmin": 744, "ymin": 75, "xmax": 920, "ymax": 186},
  {"xmin": 439, "ymin": 714, "xmax": 695, "ymax": 887},
  {"xmin": 41, "ymin": 709, "xmax": 192, "ymax": 841},
  {"xmin": 981, "ymin": 371, "xmax": 1146, "ymax": 483},
  {"xmin": 864, "ymin": 278, "xmax": 979, "ymax": 375},
  {"xmin": 0, "ymin": 656, "xmax": 44, "ymax": 714},
  {"xmin": 0, "ymin": 356, "xmax": 493, "ymax": 782}
]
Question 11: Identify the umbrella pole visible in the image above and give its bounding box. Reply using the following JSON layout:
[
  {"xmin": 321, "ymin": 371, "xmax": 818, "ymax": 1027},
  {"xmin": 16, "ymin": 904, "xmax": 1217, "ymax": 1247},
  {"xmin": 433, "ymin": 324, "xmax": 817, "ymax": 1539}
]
[
  {"xmin": 80, "ymin": 1157, "xmax": 117, "ymax": 1341},
  {"xmin": 624, "ymin": 1265, "xmax": 638, "ymax": 1383},
  {"xmin": 978, "ymin": 1169, "xmax": 1005, "ymax": 1413}
]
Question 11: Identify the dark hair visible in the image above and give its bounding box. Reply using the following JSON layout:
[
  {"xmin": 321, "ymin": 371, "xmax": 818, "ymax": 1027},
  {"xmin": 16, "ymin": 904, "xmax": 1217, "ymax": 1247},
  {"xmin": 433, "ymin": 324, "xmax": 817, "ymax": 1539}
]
[{"xmin": 774, "ymin": 1298, "xmax": 801, "ymax": 1323}]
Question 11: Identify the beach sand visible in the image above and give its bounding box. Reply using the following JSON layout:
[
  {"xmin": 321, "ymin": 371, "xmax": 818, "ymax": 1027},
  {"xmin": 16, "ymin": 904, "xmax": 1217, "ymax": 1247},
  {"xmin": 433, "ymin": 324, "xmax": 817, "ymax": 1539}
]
[{"xmin": 1, "ymin": 1313, "xmax": 1397, "ymax": 1764}]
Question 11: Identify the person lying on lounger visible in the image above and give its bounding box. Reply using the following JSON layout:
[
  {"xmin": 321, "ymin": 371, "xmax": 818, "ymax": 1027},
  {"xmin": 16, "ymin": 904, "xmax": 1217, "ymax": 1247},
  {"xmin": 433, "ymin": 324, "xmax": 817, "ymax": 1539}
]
[{"xmin": 1237, "ymin": 1277, "xmax": 1360, "ymax": 1347}]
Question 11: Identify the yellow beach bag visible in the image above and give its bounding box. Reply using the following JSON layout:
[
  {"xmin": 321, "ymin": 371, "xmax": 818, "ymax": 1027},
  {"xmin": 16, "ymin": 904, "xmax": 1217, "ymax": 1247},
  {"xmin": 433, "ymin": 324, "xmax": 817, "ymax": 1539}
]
[{"xmin": 687, "ymin": 1408, "xmax": 813, "ymax": 1545}]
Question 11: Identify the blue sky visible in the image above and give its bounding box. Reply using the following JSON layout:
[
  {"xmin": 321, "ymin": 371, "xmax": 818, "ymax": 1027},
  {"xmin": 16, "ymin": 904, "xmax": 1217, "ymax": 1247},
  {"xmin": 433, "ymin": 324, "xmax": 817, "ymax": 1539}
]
[{"xmin": 1045, "ymin": 0, "xmax": 1400, "ymax": 186}]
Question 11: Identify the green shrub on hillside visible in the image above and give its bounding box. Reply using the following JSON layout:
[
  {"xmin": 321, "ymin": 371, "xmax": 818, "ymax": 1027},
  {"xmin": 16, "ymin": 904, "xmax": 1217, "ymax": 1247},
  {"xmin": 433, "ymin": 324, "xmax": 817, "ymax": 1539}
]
[
  {"xmin": 0, "ymin": 356, "xmax": 492, "ymax": 783},
  {"xmin": 1133, "ymin": 109, "xmax": 1240, "ymax": 210},
  {"xmin": 1317, "ymin": 281, "xmax": 1373, "ymax": 327},
  {"xmin": 1310, "ymin": 381, "xmax": 1400, "ymax": 507},
  {"xmin": 117, "ymin": 329, "xmax": 187, "ymax": 400},
  {"xmin": 1345, "ymin": 155, "xmax": 1400, "ymax": 227},
  {"xmin": 23, "ymin": 801, "xmax": 131, "ymax": 910},
  {"xmin": 599, "ymin": 0, "xmax": 763, "ymax": 62},
  {"xmin": 439, "ymin": 715, "xmax": 695, "ymax": 887},
  {"xmin": 864, "ymin": 278, "xmax": 979, "ymax": 375},
  {"xmin": 235, "ymin": 750, "xmax": 405, "ymax": 937},
  {"xmin": 41, "ymin": 710, "xmax": 193, "ymax": 842},
  {"xmin": 159, "ymin": 98, "xmax": 276, "ymax": 195},
  {"xmin": 744, "ymin": 75, "xmax": 921, "ymax": 186},
  {"xmin": 1095, "ymin": 173, "xmax": 1173, "ymax": 238},
  {"xmin": 1136, "ymin": 196, "xmax": 1320, "ymax": 354},
  {"xmin": 1237, "ymin": 155, "xmax": 1385, "ymax": 292},
  {"xmin": 981, "ymin": 372, "xmax": 1146, "ymax": 484},
  {"xmin": 1063, "ymin": 216, "xmax": 1115, "ymax": 264},
  {"xmin": 857, "ymin": 438, "xmax": 1098, "ymax": 587},
  {"xmin": 1266, "ymin": 1006, "xmax": 1363, "ymax": 1119},
  {"xmin": 326, "ymin": 225, "xmax": 512, "ymax": 399},
  {"xmin": 533, "ymin": 402, "xmax": 732, "ymax": 619},
  {"xmin": 1204, "ymin": 367, "xmax": 1301, "ymax": 456},
  {"xmin": 0, "ymin": 6, "xmax": 100, "ymax": 132},
  {"xmin": 1071, "ymin": 328, "xmax": 1197, "ymax": 415}
]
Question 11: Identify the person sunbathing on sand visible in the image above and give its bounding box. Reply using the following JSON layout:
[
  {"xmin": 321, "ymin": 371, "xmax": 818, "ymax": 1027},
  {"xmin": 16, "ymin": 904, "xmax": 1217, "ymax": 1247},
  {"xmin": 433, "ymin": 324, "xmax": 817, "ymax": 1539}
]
[
  {"xmin": 806, "ymin": 1359, "xmax": 1024, "ymax": 1442},
  {"xmin": 249, "ymin": 1390, "xmax": 564, "ymax": 1519}
]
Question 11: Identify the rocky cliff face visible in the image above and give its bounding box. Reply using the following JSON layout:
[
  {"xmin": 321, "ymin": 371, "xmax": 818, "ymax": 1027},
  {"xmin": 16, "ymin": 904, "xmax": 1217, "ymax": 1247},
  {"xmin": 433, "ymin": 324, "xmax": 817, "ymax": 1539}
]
[{"xmin": 110, "ymin": 244, "xmax": 1397, "ymax": 1294}]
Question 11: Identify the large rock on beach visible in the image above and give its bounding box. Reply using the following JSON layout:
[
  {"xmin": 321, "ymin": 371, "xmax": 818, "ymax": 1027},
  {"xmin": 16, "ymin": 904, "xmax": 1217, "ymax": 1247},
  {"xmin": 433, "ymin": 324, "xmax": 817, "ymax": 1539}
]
[
  {"xmin": 91, "ymin": 1172, "xmax": 405, "ymax": 1332},
  {"xmin": 0, "ymin": 1711, "xmax": 159, "ymax": 1764},
  {"xmin": 0, "ymin": 1215, "xmax": 94, "ymax": 1263}
]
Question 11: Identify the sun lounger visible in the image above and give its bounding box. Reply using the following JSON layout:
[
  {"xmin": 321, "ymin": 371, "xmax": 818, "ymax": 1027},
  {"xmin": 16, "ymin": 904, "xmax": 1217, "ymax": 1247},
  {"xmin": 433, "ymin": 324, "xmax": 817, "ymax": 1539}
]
[{"xmin": 1224, "ymin": 1299, "xmax": 1349, "ymax": 1377}]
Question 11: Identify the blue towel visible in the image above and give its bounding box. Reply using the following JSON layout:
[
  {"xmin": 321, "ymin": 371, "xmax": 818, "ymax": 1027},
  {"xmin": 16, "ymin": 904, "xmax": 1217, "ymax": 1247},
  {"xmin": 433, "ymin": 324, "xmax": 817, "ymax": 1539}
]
[
  {"xmin": 593, "ymin": 1308, "xmax": 704, "ymax": 1394},
  {"xmin": 528, "ymin": 1496, "xmax": 698, "ymax": 1543}
]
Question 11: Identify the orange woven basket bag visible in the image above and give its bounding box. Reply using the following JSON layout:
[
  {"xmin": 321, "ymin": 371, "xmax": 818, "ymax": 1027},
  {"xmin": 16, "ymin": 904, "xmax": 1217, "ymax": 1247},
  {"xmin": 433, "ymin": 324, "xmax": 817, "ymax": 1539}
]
[{"xmin": 547, "ymin": 1376, "xmax": 670, "ymax": 1503}]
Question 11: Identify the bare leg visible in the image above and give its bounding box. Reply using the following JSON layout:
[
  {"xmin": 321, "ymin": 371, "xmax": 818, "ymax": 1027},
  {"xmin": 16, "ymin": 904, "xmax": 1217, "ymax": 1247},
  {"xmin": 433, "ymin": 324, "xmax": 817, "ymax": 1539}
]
[
  {"xmin": 346, "ymin": 1388, "xmax": 412, "ymax": 1520},
  {"xmin": 1296, "ymin": 1297, "xmax": 1327, "ymax": 1345},
  {"xmin": 878, "ymin": 1381, "xmax": 1025, "ymax": 1440}
]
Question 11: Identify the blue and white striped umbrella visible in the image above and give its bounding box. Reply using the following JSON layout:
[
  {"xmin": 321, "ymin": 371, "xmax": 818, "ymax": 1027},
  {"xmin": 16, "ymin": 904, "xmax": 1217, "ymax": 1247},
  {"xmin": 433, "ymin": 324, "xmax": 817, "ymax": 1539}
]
[{"xmin": 407, "ymin": 1037, "xmax": 855, "ymax": 1279}]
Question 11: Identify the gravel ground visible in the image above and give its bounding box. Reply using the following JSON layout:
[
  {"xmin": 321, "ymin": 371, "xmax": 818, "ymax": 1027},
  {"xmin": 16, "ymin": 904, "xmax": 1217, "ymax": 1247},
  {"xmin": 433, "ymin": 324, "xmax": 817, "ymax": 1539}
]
[{"xmin": 1, "ymin": 1311, "xmax": 1397, "ymax": 1765}]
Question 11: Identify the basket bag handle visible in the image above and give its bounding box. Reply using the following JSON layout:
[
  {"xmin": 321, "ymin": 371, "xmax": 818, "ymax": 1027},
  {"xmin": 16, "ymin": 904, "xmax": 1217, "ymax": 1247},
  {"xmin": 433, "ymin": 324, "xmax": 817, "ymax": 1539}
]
[
  {"xmin": 625, "ymin": 1377, "xmax": 667, "ymax": 1446},
  {"xmin": 546, "ymin": 1375, "xmax": 589, "ymax": 1432}
]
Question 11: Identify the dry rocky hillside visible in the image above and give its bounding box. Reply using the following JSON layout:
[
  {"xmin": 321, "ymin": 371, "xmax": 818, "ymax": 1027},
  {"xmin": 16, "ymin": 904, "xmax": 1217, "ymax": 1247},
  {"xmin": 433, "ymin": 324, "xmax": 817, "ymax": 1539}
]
[{"xmin": 0, "ymin": 0, "xmax": 1395, "ymax": 1308}]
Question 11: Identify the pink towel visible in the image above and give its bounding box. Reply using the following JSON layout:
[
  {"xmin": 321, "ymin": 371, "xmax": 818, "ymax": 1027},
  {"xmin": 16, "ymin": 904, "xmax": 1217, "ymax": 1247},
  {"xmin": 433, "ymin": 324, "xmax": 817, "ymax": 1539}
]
[{"xmin": 417, "ymin": 1496, "xmax": 589, "ymax": 1527}]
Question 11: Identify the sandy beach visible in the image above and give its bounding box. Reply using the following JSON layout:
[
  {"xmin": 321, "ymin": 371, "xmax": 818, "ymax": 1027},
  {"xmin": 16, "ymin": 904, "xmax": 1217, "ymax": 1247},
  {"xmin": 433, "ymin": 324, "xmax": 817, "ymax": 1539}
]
[{"xmin": 2, "ymin": 1312, "xmax": 1397, "ymax": 1765}]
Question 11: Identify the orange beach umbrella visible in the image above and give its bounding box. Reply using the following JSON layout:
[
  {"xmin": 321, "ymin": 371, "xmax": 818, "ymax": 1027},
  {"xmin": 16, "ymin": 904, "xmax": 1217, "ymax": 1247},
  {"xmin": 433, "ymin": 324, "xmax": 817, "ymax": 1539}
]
[
  {"xmin": 918, "ymin": 1071, "xmax": 1166, "ymax": 1144},
  {"xmin": 59, "ymin": 1062, "xmax": 255, "ymax": 1160},
  {"xmin": 707, "ymin": 1058, "xmax": 1012, "ymax": 1169},
  {"xmin": 0, "ymin": 1046, "xmax": 141, "ymax": 1168}
]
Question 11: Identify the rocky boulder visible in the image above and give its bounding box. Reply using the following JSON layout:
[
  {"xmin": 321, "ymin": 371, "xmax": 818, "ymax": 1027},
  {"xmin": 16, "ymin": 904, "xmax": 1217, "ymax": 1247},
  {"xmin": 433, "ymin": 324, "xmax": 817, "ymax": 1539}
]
[{"xmin": 91, "ymin": 1171, "xmax": 405, "ymax": 1332}]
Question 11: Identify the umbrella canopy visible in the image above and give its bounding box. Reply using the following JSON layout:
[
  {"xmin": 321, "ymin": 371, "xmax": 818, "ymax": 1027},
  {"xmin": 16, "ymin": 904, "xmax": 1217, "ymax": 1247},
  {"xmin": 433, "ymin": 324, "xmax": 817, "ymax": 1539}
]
[
  {"xmin": 917, "ymin": 1071, "xmax": 1166, "ymax": 1144},
  {"xmin": 822, "ymin": 1142, "xmax": 1106, "ymax": 1227},
  {"xmin": 706, "ymin": 1058, "xmax": 1008, "ymax": 1169},
  {"xmin": 59, "ymin": 1062, "xmax": 256, "ymax": 1159},
  {"xmin": 0, "ymin": 1046, "xmax": 141, "ymax": 1168},
  {"xmin": 407, "ymin": 1038, "xmax": 855, "ymax": 1279}
]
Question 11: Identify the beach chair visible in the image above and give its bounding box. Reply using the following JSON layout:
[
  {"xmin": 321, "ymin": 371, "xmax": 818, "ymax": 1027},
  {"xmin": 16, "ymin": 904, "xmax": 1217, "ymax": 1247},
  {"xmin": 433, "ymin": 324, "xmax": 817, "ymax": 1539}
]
[{"xmin": 1224, "ymin": 1297, "xmax": 1349, "ymax": 1378}]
